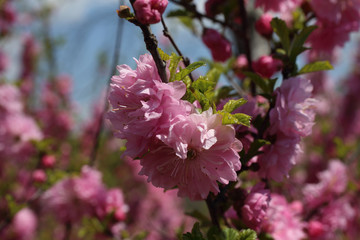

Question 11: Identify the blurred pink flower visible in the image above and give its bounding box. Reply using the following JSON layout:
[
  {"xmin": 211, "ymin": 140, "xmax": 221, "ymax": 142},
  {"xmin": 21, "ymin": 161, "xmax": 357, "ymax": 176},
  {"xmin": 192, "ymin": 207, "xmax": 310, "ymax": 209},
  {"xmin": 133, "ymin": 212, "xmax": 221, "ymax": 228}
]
[
  {"xmin": 139, "ymin": 109, "xmax": 242, "ymax": 200},
  {"xmin": 233, "ymin": 54, "xmax": 249, "ymax": 79},
  {"xmin": 241, "ymin": 183, "xmax": 270, "ymax": 231},
  {"xmin": 303, "ymin": 159, "xmax": 348, "ymax": 208},
  {"xmin": 255, "ymin": 14, "xmax": 273, "ymax": 37},
  {"xmin": 252, "ymin": 55, "xmax": 282, "ymax": 78},
  {"xmin": 255, "ymin": 0, "xmax": 302, "ymax": 13},
  {"xmin": 202, "ymin": 29, "xmax": 232, "ymax": 62},
  {"xmin": 133, "ymin": 0, "xmax": 168, "ymax": 24},
  {"xmin": 268, "ymin": 77, "xmax": 317, "ymax": 138},
  {"xmin": 258, "ymin": 134, "xmax": 302, "ymax": 181},
  {"xmin": 42, "ymin": 166, "xmax": 106, "ymax": 223},
  {"xmin": 262, "ymin": 194, "xmax": 306, "ymax": 240},
  {"xmin": 12, "ymin": 208, "xmax": 37, "ymax": 240}
]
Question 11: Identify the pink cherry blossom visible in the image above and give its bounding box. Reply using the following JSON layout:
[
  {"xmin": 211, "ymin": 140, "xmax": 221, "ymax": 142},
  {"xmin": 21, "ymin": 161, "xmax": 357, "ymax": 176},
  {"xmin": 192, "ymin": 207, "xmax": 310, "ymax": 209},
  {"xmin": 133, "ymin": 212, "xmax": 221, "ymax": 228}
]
[
  {"xmin": 303, "ymin": 160, "xmax": 348, "ymax": 208},
  {"xmin": 133, "ymin": 0, "xmax": 168, "ymax": 24},
  {"xmin": 268, "ymin": 77, "xmax": 317, "ymax": 138},
  {"xmin": 139, "ymin": 109, "xmax": 242, "ymax": 200},
  {"xmin": 12, "ymin": 208, "xmax": 37, "ymax": 240},
  {"xmin": 241, "ymin": 183, "xmax": 270, "ymax": 231},
  {"xmin": 32, "ymin": 169, "xmax": 47, "ymax": 183},
  {"xmin": 262, "ymin": 194, "xmax": 306, "ymax": 240},
  {"xmin": 202, "ymin": 29, "xmax": 232, "ymax": 62},
  {"xmin": 0, "ymin": 84, "xmax": 23, "ymax": 114},
  {"xmin": 258, "ymin": 134, "xmax": 302, "ymax": 181},
  {"xmin": 107, "ymin": 54, "xmax": 192, "ymax": 158},
  {"xmin": 41, "ymin": 166, "xmax": 106, "ymax": 223},
  {"xmin": 252, "ymin": 55, "xmax": 282, "ymax": 78}
]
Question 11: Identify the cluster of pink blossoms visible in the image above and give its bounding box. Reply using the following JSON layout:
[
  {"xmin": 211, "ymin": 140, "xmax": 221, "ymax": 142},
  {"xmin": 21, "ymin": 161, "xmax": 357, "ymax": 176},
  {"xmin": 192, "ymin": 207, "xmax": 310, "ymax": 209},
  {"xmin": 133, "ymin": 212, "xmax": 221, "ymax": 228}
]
[
  {"xmin": 108, "ymin": 54, "xmax": 242, "ymax": 200},
  {"xmin": 259, "ymin": 77, "xmax": 317, "ymax": 180},
  {"xmin": 0, "ymin": 84, "xmax": 42, "ymax": 165},
  {"xmin": 42, "ymin": 166, "xmax": 128, "ymax": 231}
]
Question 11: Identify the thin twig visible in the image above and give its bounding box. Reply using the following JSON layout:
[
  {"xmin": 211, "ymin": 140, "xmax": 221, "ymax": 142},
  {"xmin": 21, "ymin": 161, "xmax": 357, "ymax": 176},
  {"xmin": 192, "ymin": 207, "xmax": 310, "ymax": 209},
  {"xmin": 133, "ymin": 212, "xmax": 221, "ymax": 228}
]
[
  {"xmin": 238, "ymin": 0, "xmax": 256, "ymax": 96},
  {"xmin": 160, "ymin": 16, "xmax": 194, "ymax": 82},
  {"xmin": 89, "ymin": 8, "xmax": 124, "ymax": 166},
  {"xmin": 129, "ymin": 0, "xmax": 168, "ymax": 83}
]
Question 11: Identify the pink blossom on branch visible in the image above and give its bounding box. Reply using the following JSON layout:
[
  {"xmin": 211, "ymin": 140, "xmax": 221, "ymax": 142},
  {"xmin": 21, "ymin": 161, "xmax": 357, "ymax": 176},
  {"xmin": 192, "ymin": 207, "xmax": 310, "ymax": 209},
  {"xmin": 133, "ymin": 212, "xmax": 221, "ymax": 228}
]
[
  {"xmin": 107, "ymin": 54, "xmax": 192, "ymax": 158},
  {"xmin": 241, "ymin": 183, "xmax": 270, "ymax": 231},
  {"xmin": 255, "ymin": 14, "xmax": 273, "ymax": 38},
  {"xmin": 262, "ymin": 194, "xmax": 306, "ymax": 240},
  {"xmin": 133, "ymin": 0, "xmax": 168, "ymax": 24},
  {"xmin": 268, "ymin": 77, "xmax": 317, "ymax": 138},
  {"xmin": 139, "ymin": 109, "xmax": 242, "ymax": 200},
  {"xmin": 202, "ymin": 28, "xmax": 232, "ymax": 62},
  {"xmin": 258, "ymin": 134, "xmax": 302, "ymax": 181}
]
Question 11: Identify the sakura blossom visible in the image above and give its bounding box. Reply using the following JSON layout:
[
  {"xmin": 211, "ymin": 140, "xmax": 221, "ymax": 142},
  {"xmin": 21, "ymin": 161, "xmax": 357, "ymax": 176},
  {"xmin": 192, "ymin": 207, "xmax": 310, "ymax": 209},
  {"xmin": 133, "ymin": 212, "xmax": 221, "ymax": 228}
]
[
  {"xmin": 268, "ymin": 77, "xmax": 317, "ymax": 138},
  {"xmin": 139, "ymin": 109, "xmax": 242, "ymax": 200},
  {"xmin": 107, "ymin": 54, "xmax": 192, "ymax": 158}
]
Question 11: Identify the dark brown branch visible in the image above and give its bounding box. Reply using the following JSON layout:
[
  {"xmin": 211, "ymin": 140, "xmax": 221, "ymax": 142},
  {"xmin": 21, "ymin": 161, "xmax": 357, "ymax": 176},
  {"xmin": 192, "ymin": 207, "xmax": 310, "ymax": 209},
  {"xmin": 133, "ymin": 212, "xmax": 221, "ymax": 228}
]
[
  {"xmin": 129, "ymin": 0, "xmax": 168, "ymax": 83},
  {"xmin": 206, "ymin": 194, "xmax": 220, "ymax": 229},
  {"xmin": 160, "ymin": 16, "xmax": 194, "ymax": 82},
  {"xmin": 238, "ymin": 0, "xmax": 256, "ymax": 96}
]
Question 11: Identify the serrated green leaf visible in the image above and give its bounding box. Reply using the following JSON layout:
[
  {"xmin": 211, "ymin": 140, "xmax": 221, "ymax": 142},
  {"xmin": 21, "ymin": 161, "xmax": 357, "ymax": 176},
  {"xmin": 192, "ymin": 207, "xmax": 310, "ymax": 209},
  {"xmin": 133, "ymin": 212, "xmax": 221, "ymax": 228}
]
[
  {"xmin": 175, "ymin": 61, "xmax": 206, "ymax": 81},
  {"xmin": 158, "ymin": 48, "xmax": 170, "ymax": 61},
  {"xmin": 192, "ymin": 76, "xmax": 216, "ymax": 93},
  {"xmin": 223, "ymin": 228, "xmax": 240, "ymax": 240},
  {"xmin": 271, "ymin": 18, "xmax": 290, "ymax": 53},
  {"xmin": 183, "ymin": 223, "xmax": 206, "ymax": 240},
  {"xmin": 167, "ymin": 9, "xmax": 191, "ymax": 17},
  {"xmin": 169, "ymin": 53, "xmax": 183, "ymax": 82},
  {"xmin": 178, "ymin": 16, "xmax": 196, "ymax": 33},
  {"xmin": 218, "ymin": 111, "xmax": 251, "ymax": 126},
  {"xmin": 298, "ymin": 61, "xmax": 333, "ymax": 74},
  {"xmin": 243, "ymin": 72, "xmax": 269, "ymax": 93},
  {"xmin": 206, "ymin": 67, "xmax": 222, "ymax": 85},
  {"xmin": 239, "ymin": 229, "xmax": 257, "ymax": 240},
  {"xmin": 194, "ymin": 89, "xmax": 211, "ymax": 111},
  {"xmin": 223, "ymin": 99, "xmax": 247, "ymax": 113},
  {"xmin": 289, "ymin": 25, "xmax": 317, "ymax": 62}
]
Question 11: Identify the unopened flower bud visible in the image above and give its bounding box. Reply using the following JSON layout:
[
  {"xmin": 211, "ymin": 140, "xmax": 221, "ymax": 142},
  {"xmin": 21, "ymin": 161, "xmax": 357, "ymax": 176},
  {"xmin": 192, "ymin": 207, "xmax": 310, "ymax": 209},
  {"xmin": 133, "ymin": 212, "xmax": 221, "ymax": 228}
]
[
  {"xmin": 255, "ymin": 14, "xmax": 273, "ymax": 37},
  {"xmin": 202, "ymin": 28, "xmax": 232, "ymax": 62}
]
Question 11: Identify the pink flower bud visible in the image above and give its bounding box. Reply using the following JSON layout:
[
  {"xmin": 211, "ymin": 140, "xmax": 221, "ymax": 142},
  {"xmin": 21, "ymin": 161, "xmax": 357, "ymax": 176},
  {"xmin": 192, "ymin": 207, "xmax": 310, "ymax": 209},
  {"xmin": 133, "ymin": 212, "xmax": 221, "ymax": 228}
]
[
  {"xmin": 233, "ymin": 54, "xmax": 249, "ymax": 78},
  {"xmin": 32, "ymin": 169, "xmax": 46, "ymax": 183},
  {"xmin": 133, "ymin": 0, "xmax": 168, "ymax": 24},
  {"xmin": 252, "ymin": 55, "xmax": 282, "ymax": 78},
  {"xmin": 255, "ymin": 14, "xmax": 273, "ymax": 37},
  {"xmin": 202, "ymin": 28, "xmax": 232, "ymax": 62},
  {"xmin": 41, "ymin": 155, "xmax": 56, "ymax": 168},
  {"xmin": 308, "ymin": 220, "xmax": 325, "ymax": 238}
]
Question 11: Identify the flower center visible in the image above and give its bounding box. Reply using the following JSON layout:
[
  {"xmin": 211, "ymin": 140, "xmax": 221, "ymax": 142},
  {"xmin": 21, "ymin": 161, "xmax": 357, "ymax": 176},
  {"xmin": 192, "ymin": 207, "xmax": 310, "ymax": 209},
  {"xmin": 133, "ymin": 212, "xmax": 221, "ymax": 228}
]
[{"xmin": 187, "ymin": 149, "xmax": 198, "ymax": 160}]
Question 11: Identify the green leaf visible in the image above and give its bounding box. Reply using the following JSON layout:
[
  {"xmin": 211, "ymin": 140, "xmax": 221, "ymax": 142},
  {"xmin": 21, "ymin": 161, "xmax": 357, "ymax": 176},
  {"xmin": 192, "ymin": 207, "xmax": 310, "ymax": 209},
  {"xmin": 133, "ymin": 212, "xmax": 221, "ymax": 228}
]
[
  {"xmin": 289, "ymin": 25, "xmax": 317, "ymax": 62},
  {"xmin": 167, "ymin": 9, "xmax": 191, "ymax": 17},
  {"xmin": 298, "ymin": 61, "xmax": 333, "ymax": 74},
  {"xmin": 158, "ymin": 48, "xmax": 170, "ymax": 61},
  {"xmin": 243, "ymin": 72, "xmax": 269, "ymax": 93},
  {"xmin": 240, "ymin": 139, "xmax": 270, "ymax": 165},
  {"xmin": 192, "ymin": 76, "xmax": 217, "ymax": 93},
  {"xmin": 194, "ymin": 89, "xmax": 211, "ymax": 111},
  {"xmin": 223, "ymin": 228, "xmax": 240, "ymax": 240},
  {"xmin": 175, "ymin": 61, "xmax": 206, "ymax": 81},
  {"xmin": 218, "ymin": 111, "xmax": 251, "ymax": 127},
  {"xmin": 185, "ymin": 210, "xmax": 210, "ymax": 224},
  {"xmin": 239, "ymin": 229, "xmax": 257, "ymax": 240},
  {"xmin": 271, "ymin": 18, "xmax": 290, "ymax": 53},
  {"xmin": 169, "ymin": 53, "xmax": 183, "ymax": 82},
  {"xmin": 183, "ymin": 223, "xmax": 206, "ymax": 240},
  {"xmin": 223, "ymin": 99, "xmax": 248, "ymax": 113},
  {"xmin": 206, "ymin": 66, "xmax": 222, "ymax": 85}
]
